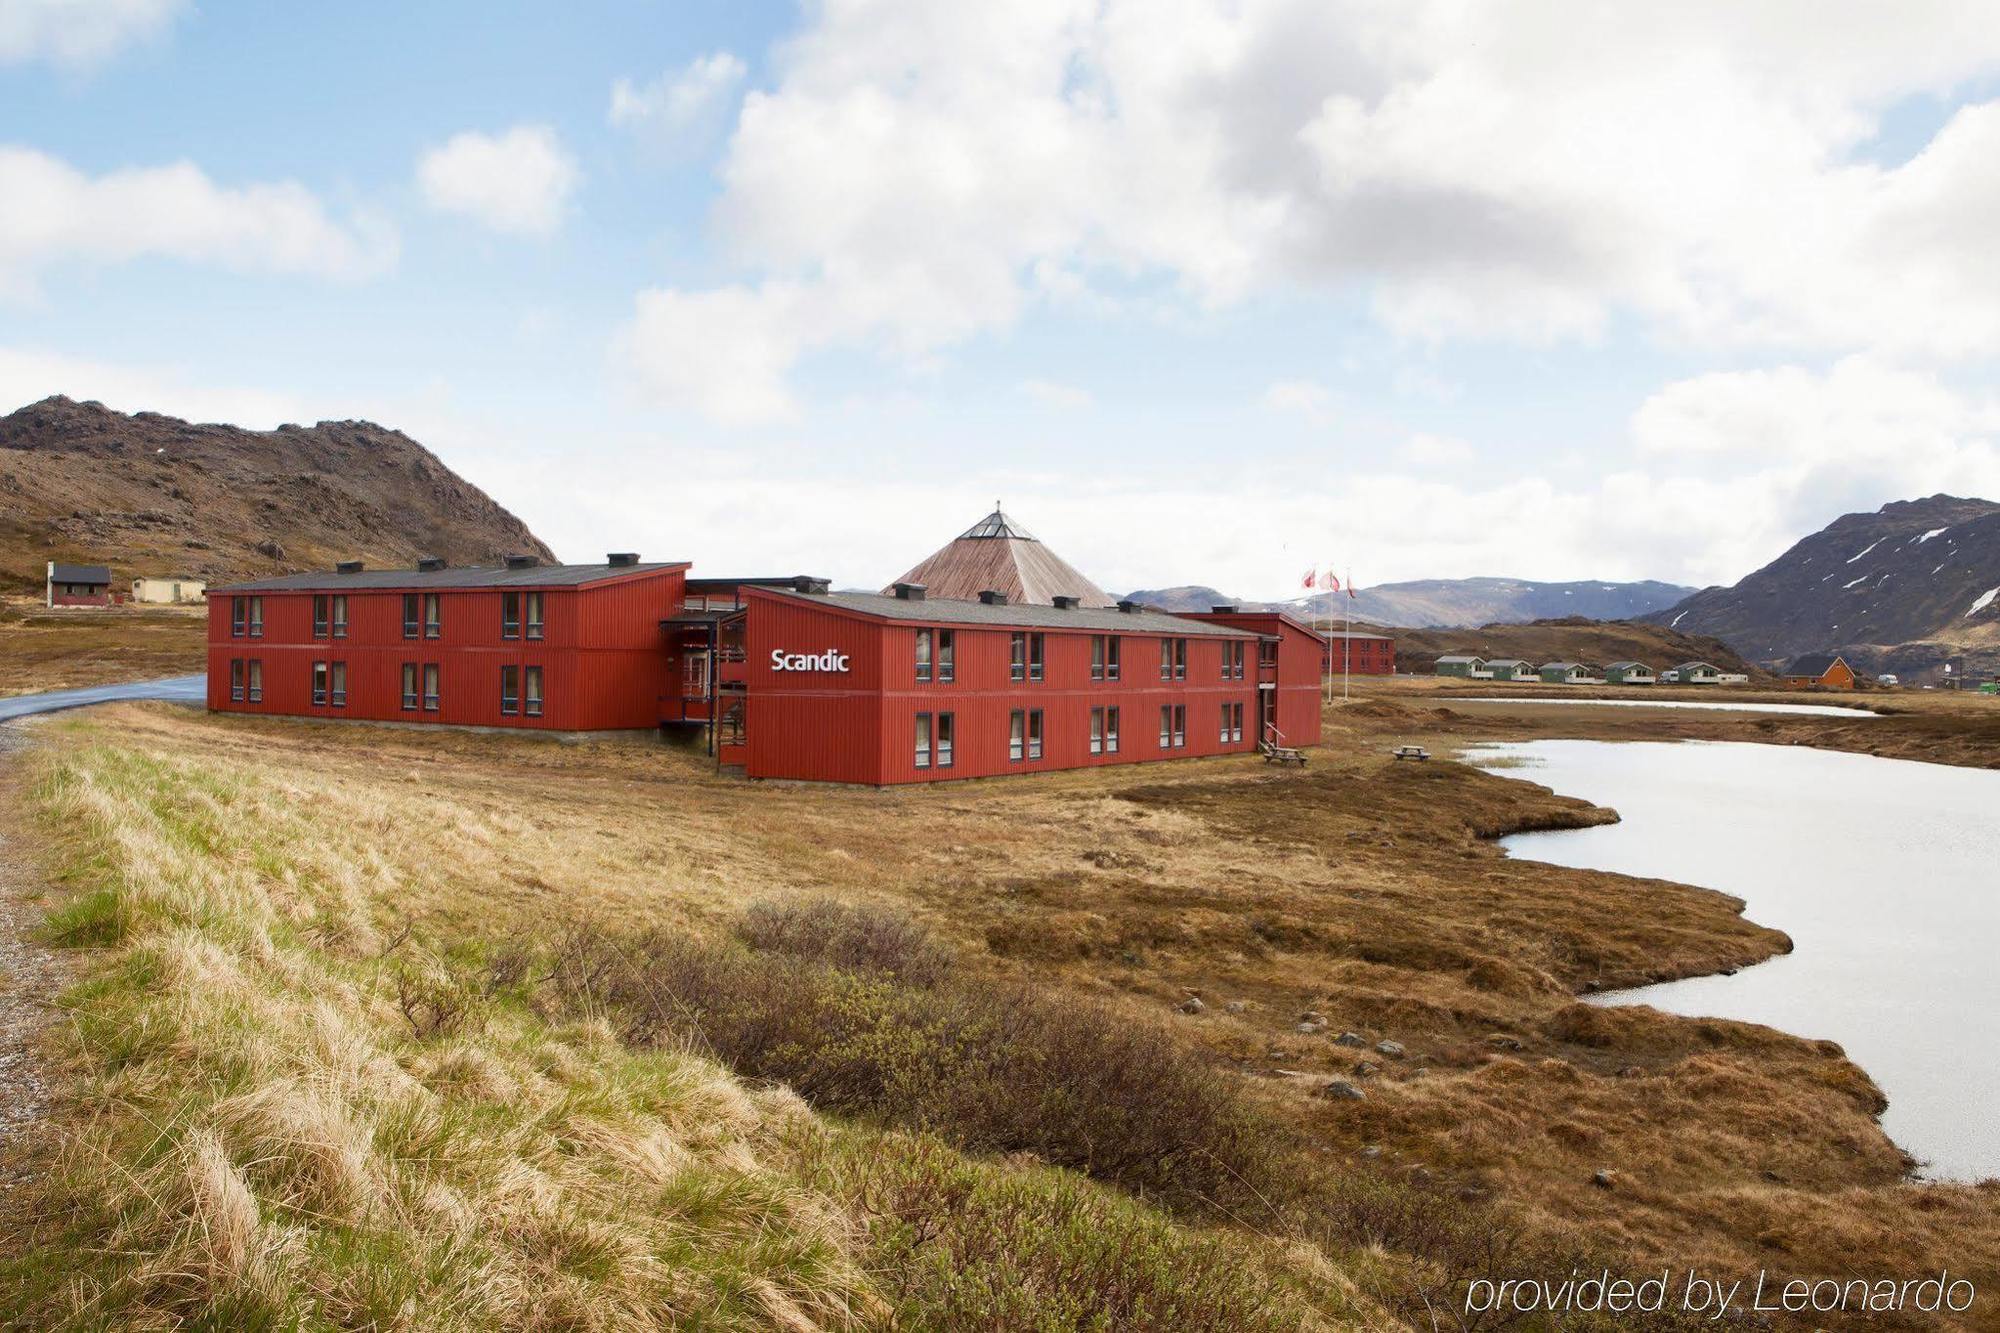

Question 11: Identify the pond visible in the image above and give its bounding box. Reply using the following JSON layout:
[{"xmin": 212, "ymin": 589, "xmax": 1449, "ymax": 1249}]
[{"xmin": 1472, "ymin": 738, "xmax": 2000, "ymax": 1182}]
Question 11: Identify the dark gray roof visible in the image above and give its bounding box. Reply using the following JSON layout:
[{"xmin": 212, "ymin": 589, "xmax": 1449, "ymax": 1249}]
[
  {"xmin": 764, "ymin": 587, "xmax": 1259, "ymax": 637},
  {"xmin": 1541, "ymin": 662, "xmax": 1583, "ymax": 671},
  {"xmin": 1435, "ymin": 654, "xmax": 1483, "ymax": 663},
  {"xmin": 1603, "ymin": 661, "xmax": 1650, "ymax": 671},
  {"xmin": 1672, "ymin": 661, "xmax": 1719, "ymax": 673},
  {"xmin": 212, "ymin": 560, "xmax": 686, "ymax": 593},
  {"xmin": 1784, "ymin": 654, "xmax": 1845, "ymax": 676},
  {"xmin": 1320, "ymin": 629, "xmax": 1395, "ymax": 640},
  {"xmin": 49, "ymin": 563, "xmax": 111, "ymax": 584},
  {"xmin": 1485, "ymin": 659, "xmax": 1533, "ymax": 668}
]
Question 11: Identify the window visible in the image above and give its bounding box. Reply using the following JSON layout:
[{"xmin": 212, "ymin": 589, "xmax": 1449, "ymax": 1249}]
[
  {"xmin": 1173, "ymin": 639, "xmax": 1187, "ymax": 679},
  {"xmin": 1160, "ymin": 705, "xmax": 1172, "ymax": 748},
  {"xmin": 332, "ymin": 595, "xmax": 347, "ymax": 638},
  {"xmin": 502, "ymin": 592, "xmax": 521, "ymax": 639},
  {"xmin": 247, "ymin": 660, "xmax": 263, "ymax": 703},
  {"xmin": 1230, "ymin": 702, "xmax": 1243, "ymax": 742},
  {"xmin": 329, "ymin": 661, "xmax": 347, "ymax": 708},
  {"xmin": 1009, "ymin": 710, "xmax": 1025, "ymax": 761},
  {"xmin": 1009, "ymin": 633, "xmax": 1027, "ymax": 681},
  {"xmin": 424, "ymin": 593, "xmax": 441, "ymax": 639},
  {"xmin": 1091, "ymin": 635, "xmax": 1123, "ymax": 681},
  {"xmin": 915, "ymin": 629, "xmax": 933, "ymax": 683},
  {"xmin": 402, "ymin": 594, "xmax": 419, "ymax": 638},
  {"xmin": 936, "ymin": 712, "xmax": 954, "ymax": 767},
  {"xmin": 422, "ymin": 663, "xmax": 440, "ymax": 712},
  {"xmin": 231, "ymin": 597, "xmax": 246, "ymax": 637},
  {"xmin": 1223, "ymin": 641, "xmax": 1244, "ymax": 680},
  {"xmin": 524, "ymin": 666, "xmax": 542, "ymax": 717},
  {"xmin": 1174, "ymin": 705, "xmax": 1186, "ymax": 748},
  {"xmin": 312, "ymin": 661, "xmax": 328, "ymax": 706},
  {"xmin": 313, "ymin": 595, "xmax": 329, "ymax": 637},
  {"xmin": 937, "ymin": 630, "xmax": 955, "ymax": 683},
  {"xmin": 525, "ymin": 593, "xmax": 544, "ymax": 640},
  {"xmin": 501, "ymin": 664, "xmax": 520, "ymax": 715},
  {"xmin": 915, "ymin": 712, "xmax": 932, "ymax": 768},
  {"xmin": 1221, "ymin": 703, "xmax": 1232, "ymax": 743},
  {"xmin": 1159, "ymin": 637, "xmax": 1185, "ymax": 680},
  {"xmin": 1090, "ymin": 706, "xmax": 1104, "ymax": 755},
  {"xmin": 1027, "ymin": 709, "xmax": 1043, "ymax": 759},
  {"xmin": 248, "ymin": 597, "xmax": 263, "ymax": 638},
  {"xmin": 230, "ymin": 659, "xmax": 245, "ymax": 702},
  {"xmin": 401, "ymin": 663, "xmax": 419, "ymax": 710},
  {"xmin": 1105, "ymin": 706, "xmax": 1119, "ymax": 754},
  {"xmin": 1028, "ymin": 633, "xmax": 1044, "ymax": 682}
]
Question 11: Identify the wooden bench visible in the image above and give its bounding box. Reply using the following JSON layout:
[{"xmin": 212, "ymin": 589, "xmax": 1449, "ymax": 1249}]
[
  {"xmin": 1390, "ymin": 745, "xmax": 1430, "ymax": 761},
  {"xmin": 1261, "ymin": 743, "xmax": 1308, "ymax": 766}
]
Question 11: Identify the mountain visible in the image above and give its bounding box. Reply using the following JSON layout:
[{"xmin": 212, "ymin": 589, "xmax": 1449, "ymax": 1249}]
[
  {"xmin": 1122, "ymin": 577, "xmax": 1695, "ymax": 627},
  {"xmin": 1390, "ymin": 617, "xmax": 1762, "ymax": 677},
  {"xmin": 1645, "ymin": 495, "xmax": 2000, "ymax": 680},
  {"xmin": 0, "ymin": 396, "xmax": 555, "ymax": 594}
]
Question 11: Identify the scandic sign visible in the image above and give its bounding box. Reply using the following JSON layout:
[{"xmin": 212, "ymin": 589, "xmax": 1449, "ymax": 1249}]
[{"xmin": 771, "ymin": 649, "xmax": 851, "ymax": 673}]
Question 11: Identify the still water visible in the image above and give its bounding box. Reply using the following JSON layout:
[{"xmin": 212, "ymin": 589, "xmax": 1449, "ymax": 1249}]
[{"xmin": 1473, "ymin": 739, "xmax": 2000, "ymax": 1182}]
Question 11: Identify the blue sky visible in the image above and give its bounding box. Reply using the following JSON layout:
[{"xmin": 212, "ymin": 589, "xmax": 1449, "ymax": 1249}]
[{"xmin": 5, "ymin": 1, "xmax": 2000, "ymax": 599}]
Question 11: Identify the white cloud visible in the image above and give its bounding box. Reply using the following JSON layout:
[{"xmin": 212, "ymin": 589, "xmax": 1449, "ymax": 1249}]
[
  {"xmin": 624, "ymin": 1, "xmax": 2000, "ymax": 422},
  {"xmin": 1019, "ymin": 377, "xmax": 1092, "ymax": 409},
  {"xmin": 1399, "ymin": 432, "xmax": 1474, "ymax": 467},
  {"xmin": 0, "ymin": 145, "xmax": 396, "ymax": 298},
  {"xmin": 610, "ymin": 52, "xmax": 747, "ymax": 149},
  {"xmin": 617, "ymin": 283, "xmax": 810, "ymax": 427},
  {"xmin": 0, "ymin": 0, "xmax": 183, "ymax": 67},
  {"xmin": 416, "ymin": 125, "xmax": 578, "ymax": 237},
  {"xmin": 1261, "ymin": 379, "xmax": 1333, "ymax": 423}
]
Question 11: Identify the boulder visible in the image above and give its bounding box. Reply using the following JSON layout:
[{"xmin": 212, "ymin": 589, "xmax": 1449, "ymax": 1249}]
[
  {"xmin": 1320, "ymin": 1078, "xmax": 1366, "ymax": 1101},
  {"xmin": 1375, "ymin": 1040, "xmax": 1406, "ymax": 1059},
  {"xmin": 1333, "ymin": 1031, "xmax": 1368, "ymax": 1048}
]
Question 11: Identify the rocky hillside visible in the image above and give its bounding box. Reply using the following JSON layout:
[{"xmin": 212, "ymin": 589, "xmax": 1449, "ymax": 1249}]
[
  {"xmin": 1646, "ymin": 495, "xmax": 2000, "ymax": 680},
  {"xmin": 1391, "ymin": 616, "xmax": 1762, "ymax": 676},
  {"xmin": 1125, "ymin": 577, "xmax": 1694, "ymax": 627},
  {"xmin": 0, "ymin": 396, "xmax": 554, "ymax": 593}
]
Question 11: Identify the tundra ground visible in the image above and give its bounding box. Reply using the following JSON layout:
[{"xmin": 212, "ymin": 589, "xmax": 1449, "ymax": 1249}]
[{"xmin": 2, "ymin": 695, "xmax": 1997, "ymax": 1328}]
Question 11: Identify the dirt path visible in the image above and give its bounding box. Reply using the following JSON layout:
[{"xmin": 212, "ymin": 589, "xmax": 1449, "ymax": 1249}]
[{"xmin": 0, "ymin": 724, "xmax": 68, "ymax": 1205}]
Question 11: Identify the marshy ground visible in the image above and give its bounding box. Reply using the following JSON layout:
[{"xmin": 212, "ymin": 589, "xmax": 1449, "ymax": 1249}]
[{"xmin": 1, "ymin": 685, "xmax": 1997, "ymax": 1328}]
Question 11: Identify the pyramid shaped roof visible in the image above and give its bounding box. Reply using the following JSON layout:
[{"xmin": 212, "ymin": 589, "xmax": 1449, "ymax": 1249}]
[{"xmin": 885, "ymin": 506, "xmax": 1116, "ymax": 608}]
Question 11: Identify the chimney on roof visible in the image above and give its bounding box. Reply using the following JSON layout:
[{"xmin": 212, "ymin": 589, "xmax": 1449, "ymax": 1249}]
[
  {"xmin": 1052, "ymin": 595, "xmax": 1079, "ymax": 609},
  {"xmin": 607, "ymin": 552, "xmax": 639, "ymax": 567},
  {"xmin": 1118, "ymin": 599, "xmax": 1143, "ymax": 614},
  {"xmin": 978, "ymin": 589, "xmax": 1007, "ymax": 605},
  {"xmin": 793, "ymin": 575, "xmax": 831, "ymax": 595},
  {"xmin": 335, "ymin": 560, "xmax": 364, "ymax": 574},
  {"xmin": 1211, "ymin": 604, "xmax": 1236, "ymax": 613},
  {"xmin": 893, "ymin": 582, "xmax": 927, "ymax": 601},
  {"xmin": 504, "ymin": 554, "xmax": 539, "ymax": 569},
  {"xmin": 416, "ymin": 557, "xmax": 446, "ymax": 572}
]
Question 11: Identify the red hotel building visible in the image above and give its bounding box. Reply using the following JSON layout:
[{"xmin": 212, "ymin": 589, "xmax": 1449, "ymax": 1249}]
[
  {"xmin": 1320, "ymin": 629, "xmax": 1397, "ymax": 675},
  {"xmin": 209, "ymin": 557, "xmax": 1328, "ymax": 786}
]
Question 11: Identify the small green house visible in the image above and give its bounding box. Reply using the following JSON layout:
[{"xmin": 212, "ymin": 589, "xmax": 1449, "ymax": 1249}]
[
  {"xmin": 1666, "ymin": 661, "xmax": 1721, "ymax": 684},
  {"xmin": 1539, "ymin": 662, "xmax": 1593, "ymax": 684},
  {"xmin": 1602, "ymin": 661, "xmax": 1655, "ymax": 685},
  {"xmin": 1484, "ymin": 659, "xmax": 1537, "ymax": 682},
  {"xmin": 1435, "ymin": 655, "xmax": 1487, "ymax": 678}
]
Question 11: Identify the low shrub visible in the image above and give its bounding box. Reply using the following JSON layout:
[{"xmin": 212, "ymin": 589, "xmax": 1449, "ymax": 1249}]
[
  {"xmin": 736, "ymin": 896, "xmax": 954, "ymax": 986},
  {"xmin": 549, "ymin": 921, "xmax": 1272, "ymax": 1211}
]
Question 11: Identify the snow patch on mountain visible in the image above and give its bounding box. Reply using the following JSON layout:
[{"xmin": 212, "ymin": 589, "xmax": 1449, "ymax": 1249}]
[
  {"xmin": 1847, "ymin": 539, "xmax": 1882, "ymax": 563},
  {"xmin": 1918, "ymin": 527, "xmax": 1949, "ymax": 544},
  {"xmin": 1969, "ymin": 587, "xmax": 1999, "ymax": 617}
]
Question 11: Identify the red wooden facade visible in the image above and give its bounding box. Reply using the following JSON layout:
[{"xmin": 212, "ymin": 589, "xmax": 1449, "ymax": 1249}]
[
  {"xmin": 207, "ymin": 563, "xmax": 689, "ymax": 731},
  {"xmin": 207, "ymin": 563, "xmax": 1330, "ymax": 786},
  {"xmin": 1319, "ymin": 629, "xmax": 1397, "ymax": 676}
]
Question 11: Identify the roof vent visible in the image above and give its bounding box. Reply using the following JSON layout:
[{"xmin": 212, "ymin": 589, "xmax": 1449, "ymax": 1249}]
[
  {"xmin": 607, "ymin": 552, "xmax": 639, "ymax": 567},
  {"xmin": 978, "ymin": 589, "xmax": 1008, "ymax": 605},
  {"xmin": 1118, "ymin": 599, "xmax": 1144, "ymax": 614},
  {"xmin": 504, "ymin": 554, "xmax": 539, "ymax": 570},
  {"xmin": 416, "ymin": 557, "xmax": 446, "ymax": 572},
  {"xmin": 893, "ymin": 582, "xmax": 927, "ymax": 601},
  {"xmin": 793, "ymin": 575, "xmax": 831, "ymax": 595},
  {"xmin": 334, "ymin": 559, "xmax": 364, "ymax": 575},
  {"xmin": 1210, "ymin": 604, "xmax": 1237, "ymax": 613},
  {"xmin": 1052, "ymin": 595, "xmax": 1079, "ymax": 610}
]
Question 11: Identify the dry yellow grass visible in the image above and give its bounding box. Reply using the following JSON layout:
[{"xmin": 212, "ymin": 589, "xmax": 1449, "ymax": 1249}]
[{"xmin": 8, "ymin": 695, "xmax": 1999, "ymax": 1327}]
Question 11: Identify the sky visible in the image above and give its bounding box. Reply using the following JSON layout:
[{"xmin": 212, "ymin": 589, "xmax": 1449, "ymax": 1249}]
[{"xmin": 4, "ymin": 0, "xmax": 2000, "ymax": 600}]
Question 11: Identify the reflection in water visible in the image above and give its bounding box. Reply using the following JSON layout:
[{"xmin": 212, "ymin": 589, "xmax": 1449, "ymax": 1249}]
[{"xmin": 1474, "ymin": 739, "xmax": 2000, "ymax": 1182}]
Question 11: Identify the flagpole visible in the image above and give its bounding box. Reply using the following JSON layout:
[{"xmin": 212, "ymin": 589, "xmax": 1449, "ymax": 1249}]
[{"xmin": 1343, "ymin": 566, "xmax": 1352, "ymax": 702}]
